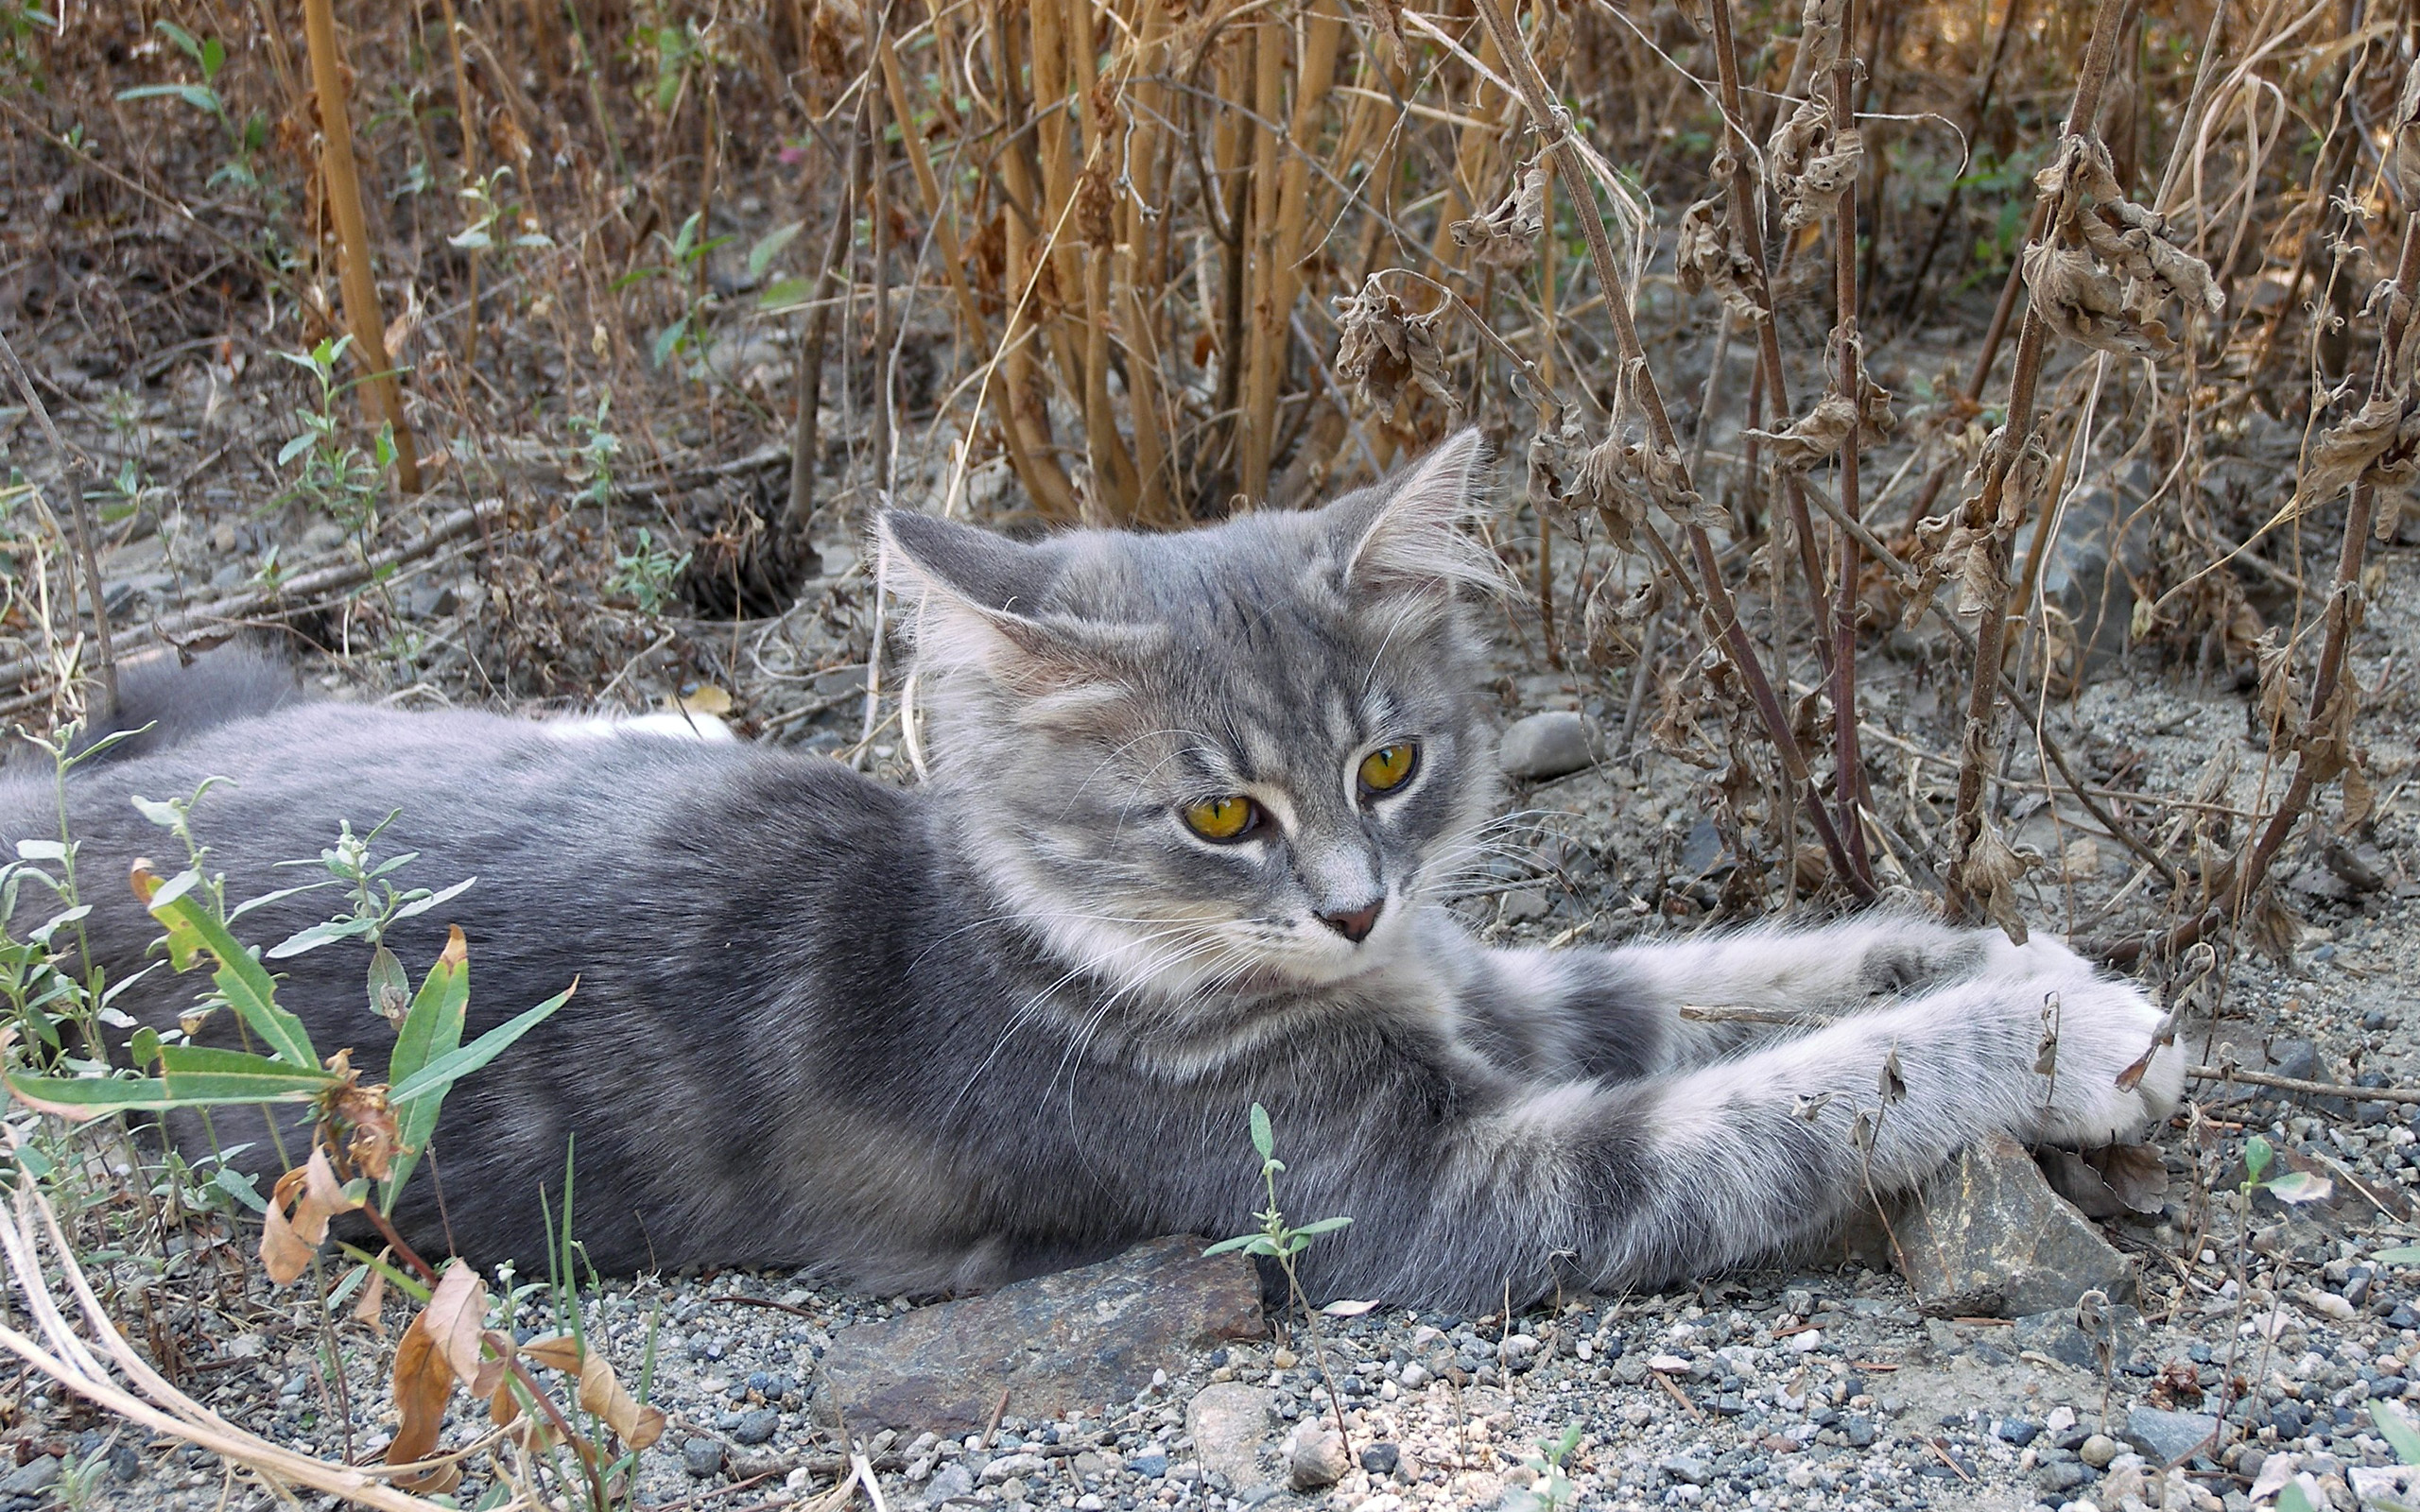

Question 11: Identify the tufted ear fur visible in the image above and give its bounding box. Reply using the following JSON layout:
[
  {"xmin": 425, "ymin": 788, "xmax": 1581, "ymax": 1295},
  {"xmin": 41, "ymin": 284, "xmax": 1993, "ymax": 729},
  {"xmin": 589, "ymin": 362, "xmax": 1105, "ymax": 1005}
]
[
  {"xmin": 876, "ymin": 512, "xmax": 1160, "ymax": 720},
  {"xmin": 1328, "ymin": 430, "xmax": 1512, "ymax": 605}
]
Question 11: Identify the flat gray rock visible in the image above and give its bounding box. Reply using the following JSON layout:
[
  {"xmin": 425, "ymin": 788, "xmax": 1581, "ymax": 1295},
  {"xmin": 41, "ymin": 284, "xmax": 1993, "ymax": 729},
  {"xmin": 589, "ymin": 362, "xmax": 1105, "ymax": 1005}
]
[
  {"xmin": 2124, "ymin": 1406, "xmax": 2219, "ymax": 1465},
  {"xmin": 816, "ymin": 1236, "xmax": 1265, "ymax": 1434},
  {"xmin": 1189, "ymin": 1382, "xmax": 1279, "ymax": 1492},
  {"xmin": 1887, "ymin": 1132, "xmax": 2136, "ymax": 1316},
  {"xmin": 1497, "ymin": 712, "xmax": 1595, "ymax": 781}
]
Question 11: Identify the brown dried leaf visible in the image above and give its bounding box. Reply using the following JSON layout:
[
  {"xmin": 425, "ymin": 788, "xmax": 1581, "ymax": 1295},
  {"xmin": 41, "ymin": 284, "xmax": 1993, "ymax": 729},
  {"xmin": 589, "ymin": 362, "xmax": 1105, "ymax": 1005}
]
[
  {"xmin": 260, "ymin": 1146, "xmax": 366, "ymax": 1283},
  {"xmin": 352, "ymin": 1263, "xmax": 389, "ymax": 1336},
  {"xmin": 2089, "ymin": 1144, "xmax": 2169, "ymax": 1213},
  {"xmin": 1675, "ymin": 197, "xmax": 1766, "ymax": 325},
  {"xmin": 520, "ymin": 1334, "xmax": 669, "ymax": 1449},
  {"xmin": 1333, "ymin": 277, "xmax": 1454, "ymax": 416},
  {"xmin": 1745, "ymin": 393, "xmax": 1860, "ymax": 473},
  {"xmin": 2291, "ymin": 393, "xmax": 2406, "ymax": 514},
  {"xmin": 1955, "ymin": 819, "xmax": 2033, "ymax": 944},
  {"xmin": 2023, "ymin": 243, "xmax": 2167, "ymax": 358},
  {"xmin": 386, "ymin": 1261, "xmax": 490, "ymax": 1490},
  {"xmin": 1450, "ymin": 159, "xmax": 1547, "ymax": 269},
  {"xmin": 1794, "ymin": 0, "xmax": 1846, "ymax": 77}
]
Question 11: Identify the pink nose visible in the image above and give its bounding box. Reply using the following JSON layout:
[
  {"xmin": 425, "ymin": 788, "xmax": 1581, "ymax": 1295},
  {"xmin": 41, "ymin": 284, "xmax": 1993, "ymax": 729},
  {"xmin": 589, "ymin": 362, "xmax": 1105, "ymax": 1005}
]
[{"xmin": 1320, "ymin": 899, "xmax": 1384, "ymax": 943}]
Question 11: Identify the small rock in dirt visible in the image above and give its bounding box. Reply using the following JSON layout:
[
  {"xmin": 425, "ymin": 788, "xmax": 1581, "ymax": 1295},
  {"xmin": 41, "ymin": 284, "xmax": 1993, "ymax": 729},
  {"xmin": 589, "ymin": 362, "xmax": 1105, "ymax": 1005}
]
[
  {"xmin": 2038, "ymin": 1461, "xmax": 2094, "ymax": 1493},
  {"xmin": 923, "ymin": 1463, "xmax": 976, "ymax": 1507},
  {"xmin": 1360, "ymin": 1442, "xmax": 1401, "ymax": 1476},
  {"xmin": 2013, "ymin": 1303, "xmax": 2143, "ymax": 1369},
  {"xmin": 2079, "ymin": 1434, "xmax": 2121, "ymax": 1469},
  {"xmin": 1658, "ymin": 1455, "xmax": 1714, "ymax": 1486},
  {"xmin": 682, "ymin": 1437, "xmax": 725, "ymax": 1478},
  {"xmin": 1286, "ymin": 1422, "xmax": 1348, "ymax": 1490},
  {"xmin": 1497, "ymin": 712, "xmax": 1594, "ymax": 781},
  {"xmin": 2126, "ymin": 1406, "xmax": 2220, "ymax": 1465},
  {"xmin": 981, "ymin": 1452, "xmax": 1046, "ymax": 1485},
  {"xmin": 817, "ymin": 1236, "xmax": 1264, "ymax": 1433},
  {"xmin": 1187, "ymin": 1383, "xmax": 1277, "ymax": 1492},
  {"xmin": 1129, "ymin": 1450, "xmax": 1169, "ymax": 1478},
  {"xmin": 0, "ymin": 1457, "xmax": 58, "ymax": 1497},
  {"xmin": 731, "ymin": 1408, "xmax": 779, "ymax": 1446},
  {"xmin": 1887, "ymin": 1131, "xmax": 2136, "ymax": 1315}
]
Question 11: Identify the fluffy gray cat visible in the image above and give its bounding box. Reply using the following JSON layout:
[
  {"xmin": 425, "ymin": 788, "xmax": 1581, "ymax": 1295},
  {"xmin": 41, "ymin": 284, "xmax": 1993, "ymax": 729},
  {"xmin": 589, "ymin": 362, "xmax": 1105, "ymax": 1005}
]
[{"xmin": 0, "ymin": 433, "xmax": 2181, "ymax": 1309}]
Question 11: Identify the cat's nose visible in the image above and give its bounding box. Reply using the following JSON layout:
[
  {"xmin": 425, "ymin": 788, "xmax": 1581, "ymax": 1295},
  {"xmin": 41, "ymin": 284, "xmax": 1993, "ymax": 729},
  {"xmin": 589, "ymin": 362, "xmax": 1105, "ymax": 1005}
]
[{"xmin": 1318, "ymin": 898, "xmax": 1384, "ymax": 943}]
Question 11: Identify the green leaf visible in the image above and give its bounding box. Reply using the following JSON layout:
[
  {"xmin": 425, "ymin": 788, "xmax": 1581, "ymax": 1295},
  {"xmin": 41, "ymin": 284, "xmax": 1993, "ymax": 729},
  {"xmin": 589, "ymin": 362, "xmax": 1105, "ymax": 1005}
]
[
  {"xmin": 2375, "ymin": 1246, "xmax": 2420, "ymax": 1266},
  {"xmin": 5, "ymin": 1070, "xmax": 182, "ymax": 1113},
  {"xmin": 154, "ymin": 19, "xmax": 201, "ymax": 60},
  {"xmin": 199, "ymin": 34, "xmax": 223, "ymax": 82},
  {"xmin": 2279, "ymin": 1481, "xmax": 2320, "ymax": 1512},
  {"xmin": 747, "ymin": 220, "xmax": 804, "ymax": 280},
  {"xmin": 389, "ymin": 875, "xmax": 477, "ymax": 923},
  {"xmin": 2244, "ymin": 1134, "xmax": 2273, "ymax": 1186},
  {"xmin": 213, "ymin": 1165, "xmax": 268, "ymax": 1214},
  {"xmin": 756, "ymin": 277, "xmax": 815, "ymax": 313},
  {"xmin": 387, "ymin": 984, "xmax": 574, "ymax": 1108},
  {"xmin": 2375, "ymin": 1400, "xmax": 2420, "ymax": 1466},
  {"xmin": 2263, "ymin": 1170, "xmax": 2333, "ymax": 1206},
  {"xmin": 1290, "ymin": 1215, "xmax": 1352, "ymax": 1237},
  {"xmin": 157, "ymin": 1044, "xmax": 339, "ymax": 1104},
  {"xmin": 367, "ymin": 944, "xmax": 409, "ymax": 1020},
  {"xmin": 1201, "ymin": 1234, "xmax": 1258, "ymax": 1257},
  {"xmin": 225, "ymin": 880, "xmax": 339, "ymax": 925},
  {"xmin": 266, "ymin": 916, "xmax": 379, "ymax": 959},
  {"xmin": 381, "ymin": 933, "xmax": 471, "ymax": 1212},
  {"xmin": 1250, "ymin": 1103, "xmax": 1273, "ymax": 1161},
  {"xmin": 116, "ymin": 83, "xmax": 222, "ymax": 116},
  {"xmin": 649, "ymin": 319, "xmax": 687, "ymax": 369},
  {"xmin": 11, "ymin": 839, "xmax": 65, "ymax": 863},
  {"xmin": 144, "ymin": 869, "xmax": 319, "ymax": 1069}
]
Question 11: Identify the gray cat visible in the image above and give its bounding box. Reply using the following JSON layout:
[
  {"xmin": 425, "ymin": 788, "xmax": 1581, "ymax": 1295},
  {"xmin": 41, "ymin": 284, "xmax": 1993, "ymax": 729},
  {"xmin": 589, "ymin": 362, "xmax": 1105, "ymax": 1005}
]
[{"xmin": 0, "ymin": 433, "xmax": 2180, "ymax": 1309}]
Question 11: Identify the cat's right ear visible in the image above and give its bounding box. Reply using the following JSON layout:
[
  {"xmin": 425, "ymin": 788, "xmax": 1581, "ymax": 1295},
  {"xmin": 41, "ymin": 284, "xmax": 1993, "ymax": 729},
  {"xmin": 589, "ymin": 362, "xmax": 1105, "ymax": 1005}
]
[{"xmin": 876, "ymin": 511, "xmax": 1150, "ymax": 708}]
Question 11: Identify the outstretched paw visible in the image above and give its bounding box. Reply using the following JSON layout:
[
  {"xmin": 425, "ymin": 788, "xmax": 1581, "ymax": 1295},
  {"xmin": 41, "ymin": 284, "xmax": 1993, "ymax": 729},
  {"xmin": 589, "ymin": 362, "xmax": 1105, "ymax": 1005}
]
[{"xmin": 2025, "ymin": 971, "xmax": 2184, "ymax": 1146}]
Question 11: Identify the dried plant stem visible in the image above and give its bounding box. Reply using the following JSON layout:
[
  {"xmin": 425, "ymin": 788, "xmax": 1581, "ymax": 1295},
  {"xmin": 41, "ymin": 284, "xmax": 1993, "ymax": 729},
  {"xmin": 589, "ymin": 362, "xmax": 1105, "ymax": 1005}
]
[
  {"xmin": 1704, "ymin": 0, "xmax": 1838, "ymax": 657},
  {"xmin": 0, "ymin": 329, "xmax": 114, "ymax": 711},
  {"xmin": 2106, "ymin": 207, "xmax": 2420, "ymax": 967},
  {"xmin": 1466, "ymin": 0, "xmax": 1872, "ymax": 898},
  {"xmin": 436, "ymin": 0, "xmax": 481, "ymax": 371},
  {"xmin": 780, "ymin": 130, "xmax": 863, "ymax": 573},
  {"xmin": 1826, "ymin": 0, "xmax": 1874, "ymax": 885},
  {"xmin": 1945, "ymin": 0, "xmax": 2132, "ymax": 921},
  {"xmin": 301, "ymin": 0, "xmax": 423, "ymax": 495},
  {"xmin": 877, "ymin": 39, "xmax": 1075, "ymax": 522}
]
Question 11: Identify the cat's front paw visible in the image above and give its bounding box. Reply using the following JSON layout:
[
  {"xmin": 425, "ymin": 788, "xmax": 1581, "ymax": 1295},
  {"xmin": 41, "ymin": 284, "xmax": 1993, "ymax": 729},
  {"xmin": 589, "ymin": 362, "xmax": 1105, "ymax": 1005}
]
[{"xmin": 2024, "ymin": 971, "xmax": 2184, "ymax": 1146}]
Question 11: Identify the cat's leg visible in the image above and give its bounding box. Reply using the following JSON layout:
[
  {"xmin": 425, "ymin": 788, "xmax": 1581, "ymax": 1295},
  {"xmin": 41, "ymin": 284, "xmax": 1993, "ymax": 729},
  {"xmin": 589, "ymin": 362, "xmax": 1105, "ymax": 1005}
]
[
  {"xmin": 1444, "ymin": 909, "xmax": 2105, "ymax": 1081},
  {"xmin": 1300, "ymin": 957, "xmax": 2184, "ymax": 1310}
]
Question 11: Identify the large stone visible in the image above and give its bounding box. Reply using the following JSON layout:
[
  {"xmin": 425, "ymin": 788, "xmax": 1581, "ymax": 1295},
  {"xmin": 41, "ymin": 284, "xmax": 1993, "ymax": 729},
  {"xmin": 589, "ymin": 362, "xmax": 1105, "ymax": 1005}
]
[
  {"xmin": 1497, "ymin": 712, "xmax": 1596, "ymax": 781},
  {"xmin": 1187, "ymin": 1383, "xmax": 1278, "ymax": 1492},
  {"xmin": 1886, "ymin": 1132, "xmax": 2135, "ymax": 1316},
  {"xmin": 817, "ymin": 1237, "xmax": 1266, "ymax": 1434},
  {"xmin": 2124, "ymin": 1406, "xmax": 2220, "ymax": 1466}
]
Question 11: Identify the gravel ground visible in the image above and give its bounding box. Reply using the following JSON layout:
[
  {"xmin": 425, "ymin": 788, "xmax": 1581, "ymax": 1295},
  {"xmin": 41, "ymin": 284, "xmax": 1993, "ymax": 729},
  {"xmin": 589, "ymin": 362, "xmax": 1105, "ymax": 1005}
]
[{"xmin": 9, "ymin": 427, "xmax": 2420, "ymax": 1512}]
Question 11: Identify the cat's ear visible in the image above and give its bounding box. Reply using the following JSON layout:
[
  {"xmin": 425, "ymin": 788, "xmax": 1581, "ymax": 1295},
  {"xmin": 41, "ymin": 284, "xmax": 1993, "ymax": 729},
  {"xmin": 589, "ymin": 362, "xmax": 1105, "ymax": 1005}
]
[
  {"xmin": 877, "ymin": 511, "xmax": 1151, "ymax": 709},
  {"xmin": 1331, "ymin": 429, "xmax": 1510, "ymax": 602}
]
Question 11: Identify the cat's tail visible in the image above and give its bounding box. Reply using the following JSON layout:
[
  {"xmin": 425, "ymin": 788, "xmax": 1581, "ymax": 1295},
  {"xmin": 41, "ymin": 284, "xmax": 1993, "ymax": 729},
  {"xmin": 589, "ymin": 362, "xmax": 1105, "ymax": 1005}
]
[{"xmin": 63, "ymin": 643, "xmax": 310, "ymax": 765}]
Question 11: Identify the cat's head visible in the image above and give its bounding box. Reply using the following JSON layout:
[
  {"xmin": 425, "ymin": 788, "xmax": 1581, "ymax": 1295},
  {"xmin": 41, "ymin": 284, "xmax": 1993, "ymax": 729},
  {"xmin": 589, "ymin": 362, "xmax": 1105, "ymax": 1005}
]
[{"xmin": 878, "ymin": 433, "xmax": 1507, "ymax": 1005}]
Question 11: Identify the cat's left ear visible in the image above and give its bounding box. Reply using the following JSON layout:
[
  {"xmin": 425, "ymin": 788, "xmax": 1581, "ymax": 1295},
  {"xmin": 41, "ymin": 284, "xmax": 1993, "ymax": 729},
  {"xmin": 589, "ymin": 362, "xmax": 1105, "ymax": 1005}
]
[
  {"xmin": 876, "ymin": 511, "xmax": 1156, "ymax": 712},
  {"xmin": 1331, "ymin": 429, "xmax": 1510, "ymax": 602}
]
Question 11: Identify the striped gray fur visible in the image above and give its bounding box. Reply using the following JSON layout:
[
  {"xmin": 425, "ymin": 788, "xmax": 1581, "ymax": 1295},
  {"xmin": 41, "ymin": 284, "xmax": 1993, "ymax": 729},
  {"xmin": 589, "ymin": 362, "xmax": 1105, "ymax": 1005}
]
[{"xmin": 0, "ymin": 433, "xmax": 2181, "ymax": 1308}]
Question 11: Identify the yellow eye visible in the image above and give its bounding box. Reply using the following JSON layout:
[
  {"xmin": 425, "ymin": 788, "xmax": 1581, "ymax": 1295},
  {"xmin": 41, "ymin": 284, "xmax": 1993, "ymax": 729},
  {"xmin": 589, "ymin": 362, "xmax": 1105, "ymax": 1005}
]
[
  {"xmin": 1357, "ymin": 743, "xmax": 1419, "ymax": 794},
  {"xmin": 1182, "ymin": 795, "xmax": 1259, "ymax": 842}
]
